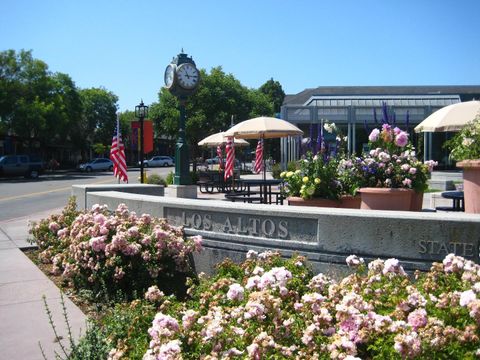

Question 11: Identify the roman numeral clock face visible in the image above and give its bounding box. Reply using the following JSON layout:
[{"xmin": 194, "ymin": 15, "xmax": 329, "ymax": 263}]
[{"xmin": 176, "ymin": 63, "xmax": 199, "ymax": 90}]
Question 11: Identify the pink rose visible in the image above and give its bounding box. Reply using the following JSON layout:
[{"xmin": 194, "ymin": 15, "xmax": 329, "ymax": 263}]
[{"xmin": 395, "ymin": 131, "xmax": 409, "ymax": 147}]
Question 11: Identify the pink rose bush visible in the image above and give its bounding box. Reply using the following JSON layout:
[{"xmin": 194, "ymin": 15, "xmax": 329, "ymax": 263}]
[
  {"xmin": 30, "ymin": 200, "xmax": 202, "ymax": 299},
  {"xmin": 134, "ymin": 251, "xmax": 480, "ymax": 359}
]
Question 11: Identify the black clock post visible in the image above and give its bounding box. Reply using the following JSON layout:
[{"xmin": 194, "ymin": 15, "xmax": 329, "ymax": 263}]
[{"xmin": 164, "ymin": 51, "xmax": 200, "ymax": 189}]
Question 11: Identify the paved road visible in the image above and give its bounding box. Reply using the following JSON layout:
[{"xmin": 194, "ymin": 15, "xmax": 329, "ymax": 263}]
[{"xmin": 0, "ymin": 167, "xmax": 173, "ymax": 221}]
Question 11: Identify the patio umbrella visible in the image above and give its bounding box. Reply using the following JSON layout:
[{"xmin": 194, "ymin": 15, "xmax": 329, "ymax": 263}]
[
  {"xmin": 224, "ymin": 116, "xmax": 303, "ymax": 179},
  {"xmin": 198, "ymin": 131, "xmax": 248, "ymax": 171},
  {"xmin": 198, "ymin": 131, "xmax": 249, "ymax": 146},
  {"xmin": 224, "ymin": 116, "xmax": 303, "ymax": 139},
  {"xmin": 414, "ymin": 100, "xmax": 480, "ymax": 133}
]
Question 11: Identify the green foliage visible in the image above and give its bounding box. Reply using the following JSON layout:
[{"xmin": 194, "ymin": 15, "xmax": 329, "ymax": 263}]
[
  {"xmin": 271, "ymin": 163, "xmax": 282, "ymax": 179},
  {"xmin": 259, "ymin": 78, "xmax": 286, "ymax": 113},
  {"xmin": 145, "ymin": 174, "xmax": 167, "ymax": 186},
  {"xmin": 165, "ymin": 171, "xmax": 174, "ymax": 185},
  {"xmin": 0, "ymin": 49, "xmax": 119, "ymax": 154},
  {"xmin": 444, "ymin": 115, "xmax": 480, "ymax": 161},
  {"xmin": 40, "ymin": 293, "xmax": 110, "ymax": 360},
  {"xmin": 79, "ymin": 87, "xmax": 118, "ymax": 147},
  {"xmin": 101, "ymin": 300, "xmax": 157, "ymax": 360},
  {"xmin": 286, "ymin": 161, "xmax": 298, "ymax": 172},
  {"xmin": 91, "ymin": 143, "xmax": 107, "ymax": 157}
]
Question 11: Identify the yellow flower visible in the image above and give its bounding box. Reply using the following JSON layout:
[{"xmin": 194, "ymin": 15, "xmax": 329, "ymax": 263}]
[
  {"xmin": 286, "ymin": 171, "xmax": 294, "ymax": 178},
  {"xmin": 295, "ymin": 169, "xmax": 301, "ymax": 175},
  {"xmin": 280, "ymin": 171, "xmax": 286, "ymax": 178},
  {"xmin": 302, "ymin": 176, "xmax": 309, "ymax": 183},
  {"xmin": 314, "ymin": 178, "xmax": 321, "ymax": 184}
]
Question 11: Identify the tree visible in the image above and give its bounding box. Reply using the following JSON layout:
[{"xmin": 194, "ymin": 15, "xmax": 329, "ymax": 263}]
[
  {"xmin": 0, "ymin": 50, "xmax": 53, "ymax": 146},
  {"xmin": 79, "ymin": 88, "xmax": 118, "ymax": 149},
  {"xmin": 259, "ymin": 78, "xmax": 286, "ymax": 114},
  {"xmin": 0, "ymin": 50, "xmax": 83, "ymax": 153}
]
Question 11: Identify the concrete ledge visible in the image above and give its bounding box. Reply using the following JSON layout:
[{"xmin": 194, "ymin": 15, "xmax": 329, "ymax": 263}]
[
  {"xmin": 85, "ymin": 191, "xmax": 480, "ymax": 276},
  {"xmin": 72, "ymin": 184, "xmax": 164, "ymax": 209},
  {"xmin": 165, "ymin": 185, "xmax": 198, "ymax": 199}
]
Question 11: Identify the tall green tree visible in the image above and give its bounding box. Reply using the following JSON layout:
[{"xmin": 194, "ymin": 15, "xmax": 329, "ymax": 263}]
[
  {"xmin": 0, "ymin": 50, "xmax": 83, "ymax": 152},
  {"xmin": 79, "ymin": 87, "xmax": 118, "ymax": 149},
  {"xmin": 0, "ymin": 50, "xmax": 52, "ymax": 144},
  {"xmin": 259, "ymin": 78, "xmax": 286, "ymax": 114}
]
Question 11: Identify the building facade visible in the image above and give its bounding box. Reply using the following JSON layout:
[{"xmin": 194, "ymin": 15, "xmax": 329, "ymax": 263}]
[{"xmin": 280, "ymin": 86, "xmax": 480, "ymax": 169}]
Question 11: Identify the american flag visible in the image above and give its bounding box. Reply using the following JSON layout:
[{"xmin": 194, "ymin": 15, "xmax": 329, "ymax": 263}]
[
  {"xmin": 110, "ymin": 116, "xmax": 128, "ymax": 182},
  {"xmin": 224, "ymin": 136, "xmax": 234, "ymax": 181},
  {"xmin": 216, "ymin": 144, "xmax": 223, "ymax": 170},
  {"xmin": 254, "ymin": 138, "xmax": 263, "ymax": 174}
]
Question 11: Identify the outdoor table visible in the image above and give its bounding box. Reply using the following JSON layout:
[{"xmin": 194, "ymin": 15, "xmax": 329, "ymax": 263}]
[
  {"xmin": 238, "ymin": 179, "xmax": 284, "ymax": 204},
  {"xmin": 440, "ymin": 191, "xmax": 465, "ymax": 211}
]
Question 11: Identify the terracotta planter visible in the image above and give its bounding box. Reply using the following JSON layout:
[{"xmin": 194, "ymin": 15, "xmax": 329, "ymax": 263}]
[
  {"xmin": 410, "ymin": 191, "xmax": 424, "ymax": 212},
  {"xmin": 358, "ymin": 187, "xmax": 413, "ymax": 211},
  {"xmin": 339, "ymin": 195, "xmax": 361, "ymax": 209},
  {"xmin": 287, "ymin": 196, "xmax": 340, "ymax": 208},
  {"xmin": 457, "ymin": 160, "xmax": 480, "ymax": 214}
]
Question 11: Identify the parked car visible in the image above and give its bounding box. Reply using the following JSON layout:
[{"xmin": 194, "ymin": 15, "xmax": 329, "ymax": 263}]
[
  {"xmin": 0, "ymin": 154, "xmax": 45, "ymax": 178},
  {"xmin": 139, "ymin": 156, "xmax": 174, "ymax": 167},
  {"xmin": 79, "ymin": 158, "xmax": 114, "ymax": 172}
]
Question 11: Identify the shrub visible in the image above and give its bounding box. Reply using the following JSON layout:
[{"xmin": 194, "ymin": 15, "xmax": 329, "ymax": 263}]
[
  {"xmin": 286, "ymin": 160, "xmax": 297, "ymax": 172},
  {"xmin": 145, "ymin": 174, "xmax": 167, "ymax": 186},
  {"xmin": 271, "ymin": 163, "xmax": 282, "ymax": 179},
  {"xmin": 30, "ymin": 203, "xmax": 203, "ymax": 301},
  {"xmin": 166, "ymin": 171, "xmax": 174, "ymax": 185}
]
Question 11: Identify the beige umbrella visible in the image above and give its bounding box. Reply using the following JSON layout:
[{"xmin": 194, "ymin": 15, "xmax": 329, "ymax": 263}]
[
  {"xmin": 225, "ymin": 116, "xmax": 303, "ymax": 181},
  {"xmin": 414, "ymin": 100, "xmax": 480, "ymax": 132},
  {"xmin": 198, "ymin": 131, "xmax": 249, "ymax": 146},
  {"xmin": 224, "ymin": 116, "xmax": 303, "ymax": 139}
]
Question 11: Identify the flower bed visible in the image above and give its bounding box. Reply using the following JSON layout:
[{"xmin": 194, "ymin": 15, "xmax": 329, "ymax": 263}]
[{"xmin": 112, "ymin": 251, "xmax": 480, "ymax": 359}]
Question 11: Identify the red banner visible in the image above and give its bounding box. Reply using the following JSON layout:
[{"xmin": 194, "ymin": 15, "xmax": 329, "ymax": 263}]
[{"xmin": 131, "ymin": 120, "xmax": 154, "ymax": 154}]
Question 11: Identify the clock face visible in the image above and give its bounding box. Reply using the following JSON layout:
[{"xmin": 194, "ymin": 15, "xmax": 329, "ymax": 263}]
[
  {"xmin": 176, "ymin": 63, "xmax": 199, "ymax": 90},
  {"xmin": 164, "ymin": 64, "xmax": 175, "ymax": 88}
]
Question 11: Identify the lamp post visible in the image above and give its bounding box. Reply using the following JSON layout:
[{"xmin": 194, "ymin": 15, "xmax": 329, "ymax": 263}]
[{"xmin": 135, "ymin": 100, "xmax": 148, "ymax": 184}]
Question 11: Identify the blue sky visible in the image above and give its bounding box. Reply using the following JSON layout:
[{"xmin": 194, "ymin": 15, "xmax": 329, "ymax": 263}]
[{"xmin": 1, "ymin": 0, "xmax": 479, "ymax": 112}]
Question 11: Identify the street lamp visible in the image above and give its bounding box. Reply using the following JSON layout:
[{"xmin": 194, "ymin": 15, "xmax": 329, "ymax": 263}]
[{"xmin": 135, "ymin": 100, "xmax": 148, "ymax": 184}]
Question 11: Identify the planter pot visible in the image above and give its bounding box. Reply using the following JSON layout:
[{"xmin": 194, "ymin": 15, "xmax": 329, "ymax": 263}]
[
  {"xmin": 287, "ymin": 196, "xmax": 340, "ymax": 208},
  {"xmin": 339, "ymin": 195, "xmax": 361, "ymax": 209},
  {"xmin": 410, "ymin": 191, "xmax": 424, "ymax": 212},
  {"xmin": 358, "ymin": 187, "xmax": 413, "ymax": 211},
  {"xmin": 456, "ymin": 160, "xmax": 480, "ymax": 214}
]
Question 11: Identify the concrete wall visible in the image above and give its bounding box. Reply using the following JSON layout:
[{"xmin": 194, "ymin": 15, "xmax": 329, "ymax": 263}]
[
  {"xmin": 72, "ymin": 184, "xmax": 164, "ymax": 209},
  {"xmin": 85, "ymin": 191, "xmax": 480, "ymax": 275}
]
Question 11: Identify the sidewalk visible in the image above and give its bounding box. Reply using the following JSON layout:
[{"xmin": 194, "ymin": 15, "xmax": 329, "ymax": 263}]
[{"xmin": 0, "ymin": 209, "xmax": 86, "ymax": 360}]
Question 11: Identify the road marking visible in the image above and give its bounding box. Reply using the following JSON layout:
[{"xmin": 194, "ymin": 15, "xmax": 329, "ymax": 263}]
[{"xmin": 0, "ymin": 178, "xmax": 115, "ymax": 202}]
